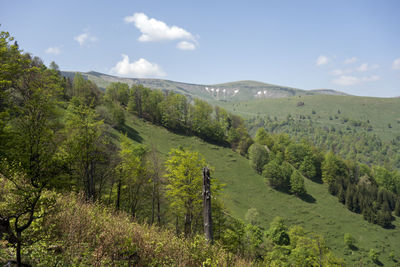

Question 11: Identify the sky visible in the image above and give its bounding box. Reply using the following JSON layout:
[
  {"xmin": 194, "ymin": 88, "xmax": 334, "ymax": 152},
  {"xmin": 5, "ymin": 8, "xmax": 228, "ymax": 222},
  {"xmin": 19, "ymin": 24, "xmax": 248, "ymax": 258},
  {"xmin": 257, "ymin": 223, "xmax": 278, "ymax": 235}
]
[{"xmin": 1, "ymin": 0, "xmax": 400, "ymax": 97}]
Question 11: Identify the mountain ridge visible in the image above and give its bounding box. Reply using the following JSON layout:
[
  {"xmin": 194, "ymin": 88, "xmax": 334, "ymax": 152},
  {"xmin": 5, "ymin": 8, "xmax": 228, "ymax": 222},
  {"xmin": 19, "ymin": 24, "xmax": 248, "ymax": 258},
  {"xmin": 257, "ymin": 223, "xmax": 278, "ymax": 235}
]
[{"xmin": 61, "ymin": 71, "xmax": 349, "ymax": 101}]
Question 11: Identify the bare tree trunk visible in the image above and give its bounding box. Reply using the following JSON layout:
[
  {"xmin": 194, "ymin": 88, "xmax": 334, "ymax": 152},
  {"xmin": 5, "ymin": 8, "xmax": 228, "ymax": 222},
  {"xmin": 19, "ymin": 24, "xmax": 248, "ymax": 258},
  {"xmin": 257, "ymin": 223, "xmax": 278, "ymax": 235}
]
[
  {"xmin": 16, "ymin": 231, "xmax": 22, "ymax": 267},
  {"xmin": 203, "ymin": 167, "xmax": 213, "ymax": 244},
  {"xmin": 184, "ymin": 211, "xmax": 192, "ymax": 237},
  {"xmin": 157, "ymin": 191, "xmax": 161, "ymax": 225},
  {"xmin": 151, "ymin": 180, "xmax": 156, "ymax": 224},
  {"xmin": 116, "ymin": 178, "xmax": 121, "ymax": 211}
]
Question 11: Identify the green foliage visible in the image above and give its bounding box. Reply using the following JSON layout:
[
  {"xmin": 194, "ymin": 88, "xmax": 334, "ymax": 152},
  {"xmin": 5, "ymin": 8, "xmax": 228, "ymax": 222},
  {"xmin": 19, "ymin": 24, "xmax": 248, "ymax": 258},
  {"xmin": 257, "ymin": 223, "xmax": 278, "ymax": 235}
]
[
  {"xmin": 244, "ymin": 208, "xmax": 260, "ymax": 225},
  {"xmin": 72, "ymin": 73, "xmax": 100, "ymax": 105},
  {"xmin": 19, "ymin": 194, "xmax": 248, "ymax": 267},
  {"xmin": 104, "ymin": 82, "xmax": 129, "ymax": 106},
  {"xmin": 60, "ymin": 98, "xmax": 107, "ymax": 200},
  {"xmin": 369, "ymin": 248, "xmax": 379, "ymax": 263},
  {"xmin": 285, "ymin": 143, "xmax": 311, "ymax": 169},
  {"xmin": 290, "ymin": 170, "xmax": 306, "ymax": 196},
  {"xmin": 248, "ymin": 143, "xmax": 269, "ymax": 174},
  {"xmin": 299, "ymin": 155, "xmax": 317, "ymax": 180},
  {"xmin": 115, "ymin": 135, "xmax": 149, "ymax": 217},
  {"xmin": 322, "ymin": 152, "xmax": 347, "ymax": 186},
  {"xmin": 267, "ymin": 217, "xmax": 290, "ymax": 246},
  {"xmin": 165, "ymin": 148, "xmax": 207, "ymax": 236},
  {"xmin": 343, "ymin": 233, "xmax": 356, "ymax": 249}
]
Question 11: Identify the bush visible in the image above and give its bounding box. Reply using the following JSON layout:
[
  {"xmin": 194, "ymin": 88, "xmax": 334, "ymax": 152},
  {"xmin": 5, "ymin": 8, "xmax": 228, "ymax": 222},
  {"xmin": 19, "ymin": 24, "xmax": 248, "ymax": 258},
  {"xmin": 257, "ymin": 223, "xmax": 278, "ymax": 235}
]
[
  {"xmin": 369, "ymin": 249, "xmax": 379, "ymax": 263},
  {"xmin": 22, "ymin": 193, "xmax": 249, "ymax": 266},
  {"xmin": 343, "ymin": 233, "xmax": 356, "ymax": 249}
]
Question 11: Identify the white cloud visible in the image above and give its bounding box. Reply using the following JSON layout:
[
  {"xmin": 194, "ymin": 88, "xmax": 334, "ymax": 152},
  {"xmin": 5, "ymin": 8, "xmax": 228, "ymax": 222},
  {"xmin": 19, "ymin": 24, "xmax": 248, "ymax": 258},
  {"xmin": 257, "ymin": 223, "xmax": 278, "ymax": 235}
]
[
  {"xmin": 356, "ymin": 63, "xmax": 379, "ymax": 72},
  {"xmin": 176, "ymin": 41, "xmax": 196, "ymax": 50},
  {"xmin": 45, "ymin": 46, "xmax": 61, "ymax": 55},
  {"xmin": 74, "ymin": 31, "xmax": 97, "ymax": 46},
  {"xmin": 330, "ymin": 68, "xmax": 353, "ymax": 76},
  {"xmin": 125, "ymin": 12, "xmax": 194, "ymax": 42},
  {"xmin": 332, "ymin": 75, "xmax": 359, "ymax": 86},
  {"xmin": 316, "ymin": 55, "xmax": 329, "ymax": 66},
  {"xmin": 392, "ymin": 58, "xmax": 400, "ymax": 70},
  {"xmin": 344, "ymin": 57, "xmax": 357, "ymax": 64},
  {"xmin": 332, "ymin": 75, "xmax": 380, "ymax": 86},
  {"xmin": 362, "ymin": 75, "xmax": 380, "ymax": 82},
  {"xmin": 110, "ymin": 54, "xmax": 166, "ymax": 78}
]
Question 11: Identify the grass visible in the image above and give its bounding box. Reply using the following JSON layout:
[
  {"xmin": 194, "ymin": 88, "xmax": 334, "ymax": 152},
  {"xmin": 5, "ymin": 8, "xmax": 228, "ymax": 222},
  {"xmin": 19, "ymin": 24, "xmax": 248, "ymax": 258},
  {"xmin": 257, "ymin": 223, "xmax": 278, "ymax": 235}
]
[
  {"xmin": 122, "ymin": 112, "xmax": 400, "ymax": 266},
  {"xmin": 214, "ymin": 95, "xmax": 400, "ymax": 142}
]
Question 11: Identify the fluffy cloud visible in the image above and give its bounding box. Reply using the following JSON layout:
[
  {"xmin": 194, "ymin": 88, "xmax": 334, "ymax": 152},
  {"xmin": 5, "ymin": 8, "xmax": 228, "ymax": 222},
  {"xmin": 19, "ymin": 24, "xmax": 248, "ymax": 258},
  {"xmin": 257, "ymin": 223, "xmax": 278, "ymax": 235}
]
[
  {"xmin": 332, "ymin": 75, "xmax": 380, "ymax": 86},
  {"xmin": 74, "ymin": 31, "xmax": 97, "ymax": 46},
  {"xmin": 176, "ymin": 41, "xmax": 196, "ymax": 50},
  {"xmin": 316, "ymin": 55, "xmax": 329, "ymax": 66},
  {"xmin": 392, "ymin": 58, "xmax": 400, "ymax": 70},
  {"xmin": 356, "ymin": 63, "xmax": 379, "ymax": 72},
  {"xmin": 45, "ymin": 46, "xmax": 61, "ymax": 55},
  {"xmin": 125, "ymin": 12, "xmax": 193, "ymax": 42},
  {"xmin": 344, "ymin": 57, "xmax": 357, "ymax": 64},
  {"xmin": 110, "ymin": 54, "xmax": 166, "ymax": 78},
  {"xmin": 330, "ymin": 68, "xmax": 352, "ymax": 76}
]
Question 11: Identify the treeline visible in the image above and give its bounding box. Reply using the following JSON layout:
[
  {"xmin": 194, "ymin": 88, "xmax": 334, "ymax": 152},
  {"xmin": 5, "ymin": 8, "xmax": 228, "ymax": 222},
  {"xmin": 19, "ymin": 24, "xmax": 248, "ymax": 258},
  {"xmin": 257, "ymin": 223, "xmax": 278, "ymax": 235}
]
[
  {"xmin": 248, "ymin": 115, "xmax": 400, "ymax": 170},
  {"xmin": 101, "ymin": 81, "xmax": 253, "ymax": 155},
  {"xmin": 247, "ymin": 127, "xmax": 400, "ymax": 228}
]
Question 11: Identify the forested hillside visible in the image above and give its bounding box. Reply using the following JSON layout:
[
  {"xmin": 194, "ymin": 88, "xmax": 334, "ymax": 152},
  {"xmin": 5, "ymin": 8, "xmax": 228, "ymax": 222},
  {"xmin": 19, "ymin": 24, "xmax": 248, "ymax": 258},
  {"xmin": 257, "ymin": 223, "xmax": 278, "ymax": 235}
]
[
  {"xmin": 1, "ymin": 30, "xmax": 400, "ymax": 266},
  {"xmin": 215, "ymin": 96, "xmax": 400, "ymax": 170}
]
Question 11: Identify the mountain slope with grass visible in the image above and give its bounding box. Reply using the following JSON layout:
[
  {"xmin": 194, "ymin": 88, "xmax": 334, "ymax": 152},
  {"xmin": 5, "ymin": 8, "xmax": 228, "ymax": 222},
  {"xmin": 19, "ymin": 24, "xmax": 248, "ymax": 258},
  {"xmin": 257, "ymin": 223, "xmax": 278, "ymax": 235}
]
[
  {"xmin": 121, "ymin": 112, "xmax": 400, "ymax": 266},
  {"xmin": 214, "ymin": 94, "xmax": 400, "ymax": 141}
]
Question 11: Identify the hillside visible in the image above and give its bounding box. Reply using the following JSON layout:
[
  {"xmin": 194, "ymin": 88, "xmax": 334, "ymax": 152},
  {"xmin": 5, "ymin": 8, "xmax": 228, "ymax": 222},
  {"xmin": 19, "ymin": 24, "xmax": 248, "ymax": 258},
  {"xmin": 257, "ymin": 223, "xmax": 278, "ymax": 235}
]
[
  {"xmin": 122, "ymin": 112, "xmax": 400, "ymax": 266},
  {"xmin": 216, "ymin": 94, "xmax": 400, "ymax": 142},
  {"xmin": 61, "ymin": 71, "xmax": 347, "ymax": 102}
]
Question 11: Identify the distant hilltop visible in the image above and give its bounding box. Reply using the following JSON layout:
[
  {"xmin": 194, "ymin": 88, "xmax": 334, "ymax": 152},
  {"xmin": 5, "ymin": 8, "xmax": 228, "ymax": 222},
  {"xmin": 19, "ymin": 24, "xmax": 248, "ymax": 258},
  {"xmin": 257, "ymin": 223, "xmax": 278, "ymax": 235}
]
[{"xmin": 61, "ymin": 71, "xmax": 349, "ymax": 102}]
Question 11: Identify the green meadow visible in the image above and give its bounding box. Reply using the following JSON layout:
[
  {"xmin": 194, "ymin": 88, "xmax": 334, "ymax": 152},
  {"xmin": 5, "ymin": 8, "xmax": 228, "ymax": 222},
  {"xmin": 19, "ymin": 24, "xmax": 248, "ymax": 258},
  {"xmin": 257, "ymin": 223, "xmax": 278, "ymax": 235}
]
[{"xmin": 122, "ymin": 112, "xmax": 400, "ymax": 266}]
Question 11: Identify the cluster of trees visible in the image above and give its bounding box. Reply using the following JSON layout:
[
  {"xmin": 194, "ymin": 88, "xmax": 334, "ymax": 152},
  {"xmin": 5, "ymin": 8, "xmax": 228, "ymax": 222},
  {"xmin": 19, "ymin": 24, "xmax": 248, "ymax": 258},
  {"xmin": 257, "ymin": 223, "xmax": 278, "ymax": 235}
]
[
  {"xmin": 103, "ymin": 82, "xmax": 253, "ymax": 155},
  {"xmin": 248, "ymin": 128, "xmax": 314, "ymax": 196},
  {"xmin": 323, "ymin": 152, "xmax": 400, "ymax": 228},
  {"xmin": 216, "ymin": 214, "xmax": 343, "ymax": 265},
  {"xmin": 248, "ymin": 114, "xmax": 400, "ymax": 170},
  {"xmin": 247, "ymin": 123, "xmax": 400, "ymax": 228}
]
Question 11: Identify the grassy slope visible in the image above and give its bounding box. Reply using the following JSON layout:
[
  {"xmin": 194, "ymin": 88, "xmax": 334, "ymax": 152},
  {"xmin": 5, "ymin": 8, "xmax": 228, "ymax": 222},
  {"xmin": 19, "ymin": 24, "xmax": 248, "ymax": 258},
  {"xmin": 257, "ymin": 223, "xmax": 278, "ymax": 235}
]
[
  {"xmin": 214, "ymin": 95, "xmax": 400, "ymax": 142},
  {"xmin": 123, "ymin": 113, "xmax": 400, "ymax": 266}
]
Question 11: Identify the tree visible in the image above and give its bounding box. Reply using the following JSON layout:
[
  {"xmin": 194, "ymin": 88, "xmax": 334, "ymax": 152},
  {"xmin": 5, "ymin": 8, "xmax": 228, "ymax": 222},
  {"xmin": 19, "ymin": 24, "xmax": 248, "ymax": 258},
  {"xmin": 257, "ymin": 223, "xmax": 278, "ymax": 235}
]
[
  {"xmin": 148, "ymin": 146, "xmax": 164, "ymax": 225},
  {"xmin": 72, "ymin": 73, "xmax": 100, "ymax": 105},
  {"xmin": 0, "ymin": 33, "xmax": 62, "ymax": 265},
  {"xmin": 290, "ymin": 170, "xmax": 306, "ymax": 196},
  {"xmin": 322, "ymin": 152, "xmax": 347, "ymax": 186},
  {"xmin": 263, "ymin": 160, "xmax": 291, "ymax": 190},
  {"xmin": 245, "ymin": 208, "xmax": 260, "ymax": 225},
  {"xmin": 49, "ymin": 61, "xmax": 59, "ymax": 72},
  {"xmin": 61, "ymin": 99, "xmax": 106, "ymax": 200},
  {"xmin": 395, "ymin": 198, "xmax": 400, "ymax": 217},
  {"xmin": 116, "ymin": 135, "xmax": 148, "ymax": 218},
  {"xmin": 255, "ymin": 127, "xmax": 273, "ymax": 148},
  {"xmin": 0, "ymin": 167, "xmax": 57, "ymax": 267},
  {"xmin": 104, "ymin": 82, "xmax": 130, "ymax": 106},
  {"xmin": 165, "ymin": 148, "xmax": 207, "ymax": 237},
  {"xmin": 190, "ymin": 98, "xmax": 213, "ymax": 138},
  {"xmin": 299, "ymin": 155, "xmax": 317, "ymax": 180},
  {"xmin": 248, "ymin": 143, "xmax": 269, "ymax": 174},
  {"xmin": 285, "ymin": 143, "xmax": 310, "ymax": 169},
  {"xmin": 159, "ymin": 92, "xmax": 189, "ymax": 131},
  {"xmin": 343, "ymin": 233, "xmax": 356, "ymax": 249},
  {"xmin": 268, "ymin": 217, "xmax": 290, "ymax": 246}
]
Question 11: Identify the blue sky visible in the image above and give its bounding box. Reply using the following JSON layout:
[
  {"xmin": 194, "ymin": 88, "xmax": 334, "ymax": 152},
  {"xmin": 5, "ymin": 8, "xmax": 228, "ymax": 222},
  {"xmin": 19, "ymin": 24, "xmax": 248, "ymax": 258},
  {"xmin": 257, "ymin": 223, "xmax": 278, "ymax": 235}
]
[{"xmin": 1, "ymin": 0, "xmax": 399, "ymax": 97}]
